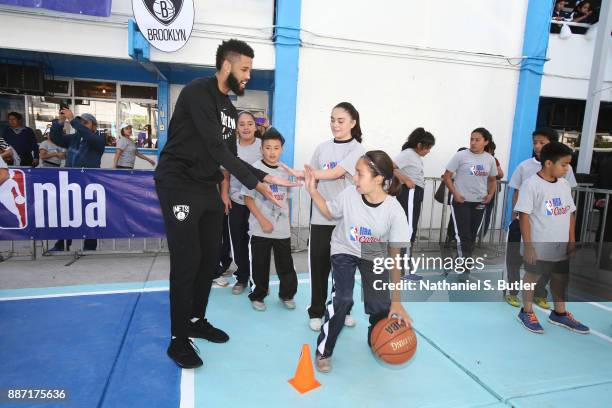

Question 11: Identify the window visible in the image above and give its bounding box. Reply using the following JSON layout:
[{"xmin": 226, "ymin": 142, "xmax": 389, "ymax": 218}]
[
  {"xmin": 0, "ymin": 94, "xmax": 25, "ymax": 134},
  {"xmin": 2, "ymin": 78, "xmax": 158, "ymax": 148},
  {"xmin": 44, "ymin": 79, "xmax": 71, "ymax": 96},
  {"xmin": 119, "ymin": 101, "xmax": 158, "ymax": 148},
  {"xmin": 121, "ymin": 84, "xmax": 156, "ymax": 100},
  {"xmin": 74, "ymin": 80, "xmax": 116, "ymax": 99},
  {"xmin": 26, "ymin": 96, "xmax": 66, "ymax": 135},
  {"xmin": 75, "ymin": 99, "xmax": 118, "ymax": 146}
]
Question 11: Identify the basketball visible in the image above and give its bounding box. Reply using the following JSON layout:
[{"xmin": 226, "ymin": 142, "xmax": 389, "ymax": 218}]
[{"xmin": 370, "ymin": 318, "xmax": 417, "ymax": 365}]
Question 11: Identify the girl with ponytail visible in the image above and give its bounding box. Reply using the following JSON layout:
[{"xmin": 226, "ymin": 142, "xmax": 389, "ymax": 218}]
[
  {"xmin": 304, "ymin": 150, "xmax": 412, "ymax": 373},
  {"xmin": 393, "ymin": 128, "xmax": 436, "ymax": 280},
  {"xmin": 305, "ymin": 102, "xmax": 365, "ymax": 332}
]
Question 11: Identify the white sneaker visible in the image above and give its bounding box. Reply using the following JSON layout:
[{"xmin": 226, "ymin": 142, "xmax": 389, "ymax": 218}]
[
  {"xmin": 251, "ymin": 300, "xmax": 266, "ymax": 311},
  {"xmin": 309, "ymin": 318, "xmax": 322, "ymax": 331},
  {"xmin": 212, "ymin": 277, "xmax": 229, "ymax": 287},
  {"xmin": 344, "ymin": 315, "xmax": 356, "ymax": 327},
  {"xmin": 282, "ymin": 299, "xmax": 296, "ymax": 310}
]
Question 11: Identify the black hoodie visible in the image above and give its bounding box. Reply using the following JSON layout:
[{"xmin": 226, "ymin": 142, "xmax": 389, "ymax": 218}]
[{"xmin": 155, "ymin": 76, "xmax": 266, "ymax": 192}]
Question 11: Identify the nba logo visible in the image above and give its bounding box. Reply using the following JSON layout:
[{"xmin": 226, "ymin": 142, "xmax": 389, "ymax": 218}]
[
  {"xmin": 0, "ymin": 169, "xmax": 28, "ymax": 229},
  {"xmin": 545, "ymin": 200, "xmax": 554, "ymax": 216},
  {"xmin": 349, "ymin": 226, "xmax": 359, "ymax": 241}
]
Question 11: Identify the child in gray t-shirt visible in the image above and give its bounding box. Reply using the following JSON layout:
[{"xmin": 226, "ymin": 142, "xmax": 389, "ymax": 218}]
[
  {"xmin": 304, "ymin": 103, "xmax": 366, "ymax": 331},
  {"xmin": 442, "ymin": 128, "xmax": 498, "ymax": 274},
  {"xmin": 393, "ymin": 128, "xmax": 436, "ymax": 280},
  {"xmin": 514, "ymin": 142, "xmax": 588, "ymax": 335},
  {"xmin": 241, "ymin": 128, "xmax": 297, "ymax": 311},
  {"xmin": 504, "ymin": 127, "xmax": 577, "ymax": 308},
  {"xmin": 305, "ymin": 149, "xmax": 412, "ymax": 373}
]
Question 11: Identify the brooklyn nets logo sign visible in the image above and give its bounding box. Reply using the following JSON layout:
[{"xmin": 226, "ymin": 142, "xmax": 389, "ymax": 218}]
[{"xmin": 133, "ymin": 0, "xmax": 194, "ymax": 52}]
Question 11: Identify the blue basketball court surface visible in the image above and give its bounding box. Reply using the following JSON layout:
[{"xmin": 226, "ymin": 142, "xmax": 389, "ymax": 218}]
[{"xmin": 1, "ymin": 268, "xmax": 611, "ymax": 408}]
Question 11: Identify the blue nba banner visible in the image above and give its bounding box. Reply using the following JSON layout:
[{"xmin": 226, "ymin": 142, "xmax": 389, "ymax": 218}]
[
  {"xmin": 0, "ymin": 0, "xmax": 112, "ymax": 17},
  {"xmin": 0, "ymin": 168, "xmax": 166, "ymax": 240}
]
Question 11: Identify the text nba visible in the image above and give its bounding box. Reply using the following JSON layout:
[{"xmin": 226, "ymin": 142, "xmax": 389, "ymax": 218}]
[{"xmin": 34, "ymin": 172, "xmax": 106, "ymax": 228}]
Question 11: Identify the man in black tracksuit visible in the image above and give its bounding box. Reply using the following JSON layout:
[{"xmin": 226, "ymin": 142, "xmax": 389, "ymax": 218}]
[{"xmin": 155, "ymin": 39, "xmax": 294, "ymax": 368}]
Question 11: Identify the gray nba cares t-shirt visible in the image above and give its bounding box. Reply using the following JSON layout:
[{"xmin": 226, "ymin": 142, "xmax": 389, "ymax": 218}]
[
  {"xmin": 514, "ymin": 174, "xmax": 576, "ymax": 262},
  {"xmin": 39, "ymin": 140, "xmax": 66, "ymax": 167},
  {"xmin": 446, "ymin": 149, "xmax": 498, "ymax": 202},
  {"xmin": 509, "ymin": 157, "xmax": 577, "ymax": 190},
  {"xmin": 116, "ymin": 136, "xmax": 137, "ymax": 168},
  {"xmin": 394, "ymin": 148, "xmax": 425, "ymax": 188},
  {"xmin": 310, "ymin": 138, "xmax": 365, "ymax": 225},
  {"xmin": 230, "ymin": 138, "xmax": 262, "ymax": 205},
  {"xmin": 328, "ymin": 186, "xmax": 410, "ymax": 260},
  {"xmin": 241, "ymin": 160, "xmax": 292, "ymax": 239}
]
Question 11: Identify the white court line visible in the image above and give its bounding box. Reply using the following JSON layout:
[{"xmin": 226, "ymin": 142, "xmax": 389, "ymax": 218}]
[
  {"xmin": 179, "ymin": 368, "xmax": 195, "ymax": 408},
  {"xmin": 0, "ymin": 286, "xmax": 169, "ymax": 302},
  {"xmin": 534, "ymin": 305, "xmax": 612, "ymax": 344},
  {"xmin": 587, "ymin": 302, "xmax": 612, "ymax": 313},
  {"xmin": 570, "ymin": 293, "xmax": 612, "ymax": 314},
  {"xmin": 0, "ymin": 278, "xmax": 317, "ymax": 302}
]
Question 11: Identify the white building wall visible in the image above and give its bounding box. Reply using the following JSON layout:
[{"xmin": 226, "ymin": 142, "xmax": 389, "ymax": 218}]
[
  {"xmin": 0, "ymin": 0, "xmax": 275, "ymax": 69},
  {"xmin": 292, "ymin": 0, "xmax": 529, "ymax": 227},
  {"xmin": 542, "ymin": 27, "xmax": 612, "ymax": 102}
]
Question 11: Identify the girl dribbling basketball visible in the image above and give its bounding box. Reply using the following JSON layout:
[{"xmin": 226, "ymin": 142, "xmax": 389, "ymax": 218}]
[{"xmin": 304, "ymin": 150, "xmax": 413, "ymax": 373}]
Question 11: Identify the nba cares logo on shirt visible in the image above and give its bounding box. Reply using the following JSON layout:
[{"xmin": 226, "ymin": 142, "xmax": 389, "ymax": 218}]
[
  {"xmin": 0, "ymin": 169, "xmax": 27, "ymax": 229},
  {"xmin": 268, "ymin": 184, "xmax": 286, "ymax": 201},
  {"xmin": 323, "ymin": 161, "xmax": 337, "ymax": 170},
  {"xmin": 469, "ymin": 164, "xmax": 488, "ymax": 176},
  {"xmin": 349, "ymin": 226, "xmax": 380, "ymax": 243},
  {"xmin": 173, "ymin": 204, "xmax": 189, "ymax": 221},
  {"xmin": 544, "ymin": 198, "xmax": 571, "ymax": 216}
]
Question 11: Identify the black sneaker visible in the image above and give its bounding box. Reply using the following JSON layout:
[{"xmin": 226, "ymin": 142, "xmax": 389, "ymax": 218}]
[
  {"xmin": 167, "ymin": 337, "xmax": 203, "ymax": 369},
  {"xmin": 189, "ymin": 319, "xmax": 229, "ymax": 343}
]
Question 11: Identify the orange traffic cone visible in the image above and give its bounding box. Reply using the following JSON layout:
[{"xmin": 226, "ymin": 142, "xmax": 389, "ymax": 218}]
[{"xmin": 288, "ymin": 344, "xmax": 321, "ymax": 394}]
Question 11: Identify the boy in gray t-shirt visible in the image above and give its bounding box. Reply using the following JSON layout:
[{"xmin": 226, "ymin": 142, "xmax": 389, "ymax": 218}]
[
  {"xmin": 241, "ymin": 128, "xmax": 297, "ymax": 311},
  {"xmin": 504, "ymin": 127, "xmax": 577, "ymax": 308},
  {"xmin": 514, "ymin": 142, "xmax": 588, "ymax": 335}
]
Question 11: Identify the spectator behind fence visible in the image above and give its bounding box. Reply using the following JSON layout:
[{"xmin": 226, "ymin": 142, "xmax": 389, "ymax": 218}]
[
  {"xmin": 482, "ymin": 140, "xmax": 504, "ymax": 237},
  {"xmin": 594, "ymin": 151, "xmax": 612, "ymax": 270},
  {"xmin": 3, "ymin": 112, "xmax": 39, "ymax": 167},
  {"xmin": 0, "ymin": 155, "xmax": 7, "ymax": 184},
  {"xmin": 0, "ymin": 136, "xmax": 20, "ymax": 165},
  {"xmin": 48, "ymin": 108, "xmax": 105, "ymax": 252},
  {"xmin": 38, "ymin": 131, "xmax": 66, "ymax": 168},
  {"xmin": 113, "ymin": 123, "xmax": 156, "ymax": 169},
  {"xmin": 0, "ymin": 156, "xmax": 8, "ymax": 261}
]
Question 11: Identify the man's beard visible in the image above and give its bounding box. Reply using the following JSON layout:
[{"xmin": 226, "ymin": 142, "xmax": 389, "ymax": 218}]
[{"xmin": 227, "ymin": 72, "xmax": 245, "ymax": 96}]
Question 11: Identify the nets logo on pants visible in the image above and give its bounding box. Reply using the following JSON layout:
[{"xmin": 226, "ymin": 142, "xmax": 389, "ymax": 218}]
[{"xmin": 0, "ymin": 169, "xmax": 27, "ymax": 229}]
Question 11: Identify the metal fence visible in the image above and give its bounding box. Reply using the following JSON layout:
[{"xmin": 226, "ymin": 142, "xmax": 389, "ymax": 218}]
[{"xmin": 2, "ymin": 179, "xmax": 611, "ymax": 268}]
